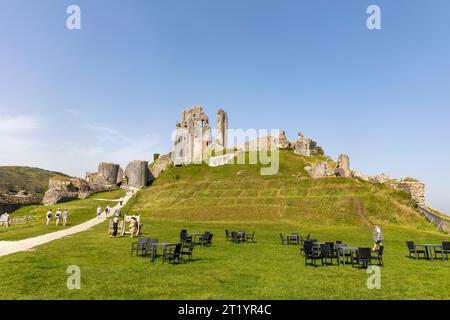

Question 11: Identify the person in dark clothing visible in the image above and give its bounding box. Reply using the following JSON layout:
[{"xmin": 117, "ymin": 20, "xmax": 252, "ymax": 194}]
[{"xmin": 111, "ymin": 216, "xmax": 120, "ymax": 238}]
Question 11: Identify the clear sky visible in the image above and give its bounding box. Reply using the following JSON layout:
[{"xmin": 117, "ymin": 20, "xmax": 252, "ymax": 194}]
[{"xmin": 1, "ymin": 0, "xmax": 449, "ymax": 212}]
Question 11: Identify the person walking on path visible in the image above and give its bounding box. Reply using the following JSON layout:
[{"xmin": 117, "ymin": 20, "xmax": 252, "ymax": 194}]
[
  {"xmin": 96, "ymin": 206, "xmax": 102, "ymax": 219},
  {"xmin": 119, "ymin": 197, "xmax": 124, "ymax": 206},
  {"xmin": 62, "ymin": 209, "xmax": 69, "ymax": 226},
  {"xmin": 55, "ymin": 209, "xmax": 62, "ymax": 226},
  {"xmin": 372, "ymin": 224, "xmax": 383, "ymax": 251},
  {"xmin": 46, "ymin": 209, "xmax": 52, "ymax": 225},
  {"xmin": 105, "ymin": 205, "xmax": 111, "ymax": 217}
]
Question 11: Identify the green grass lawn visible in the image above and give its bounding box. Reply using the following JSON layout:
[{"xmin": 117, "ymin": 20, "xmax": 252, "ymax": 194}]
[
  {"xmin": 1, "ymin": 220, "xmax": 449, "ymax": 299},
  {"xmin": 0, "ymin": 151, "xmax": 449, "ymax": 300},
  {"xmin": 0, "ymin": 189, "xmax": 125, "ymax": 241}
]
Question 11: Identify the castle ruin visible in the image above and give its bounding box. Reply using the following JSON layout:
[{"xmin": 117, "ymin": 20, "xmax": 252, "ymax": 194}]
[{"xmin": 172, "ymin": 106, "xmax": 228, "ymax": 166}]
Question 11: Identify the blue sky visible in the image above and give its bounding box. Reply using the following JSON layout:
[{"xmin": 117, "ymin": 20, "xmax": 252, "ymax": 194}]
[{"xmin": 1, "ymin": 0, "xmax": 449, "ymax": 212}]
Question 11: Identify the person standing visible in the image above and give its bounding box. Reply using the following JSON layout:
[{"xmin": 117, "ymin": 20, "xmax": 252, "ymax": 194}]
[
  {"xmin": 111, "ymin": 216, "xmax": 120, "ymax": 238},
  {"xmin": 1, "ymin": 212, "xmax": 10, "ymax": 227},
  {"xmin": 62, "ymin": 209, "xmax": 69, "ymax": 226},
  {"xmin": 119, "ymin": 197, "xmax": 124, "ymax": 206},
  {"xmin": 46, "ymin": 209, "xmax": 52, "ymax": 225},
  {"xmin": 372, "ymin": 224, "xmax": 383, "ymax": 251},
  {"xmin": 55, "ymin": 208, "xmax": 62, "ymax": 226},
  {"xmin": 105, "ymin": 205, "xmax": 110, "ymax": 217},
  {"xmin": 129, "ymin": 217, "xmax": 138, "ymax": 238},
  {"xmin": 96, "ymin": 206, "xmax": 102, "ymax": 219}
]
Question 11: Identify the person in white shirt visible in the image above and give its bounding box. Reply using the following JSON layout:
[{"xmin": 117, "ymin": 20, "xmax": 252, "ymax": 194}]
[
  {"xmin": 55, "ymin": 208, "xmax": 62, "ymax": 226},
  {"xmin": 46, "ymin": 209, "xmax": 52, "ymax": 225},
  {"xmin": 63, "ymin": 209, "xmax": 69, "ymax": 226},
  {"xmin": 1, "ymin": 212, "xmax": 10, "ymax": 227},
  {"xmin": 372, "ymin": 224, "xmax": 383, "ymax": 251},
  {"xmin": 97, "ymin": 206, "xmax": 102, "ymax": 219}
]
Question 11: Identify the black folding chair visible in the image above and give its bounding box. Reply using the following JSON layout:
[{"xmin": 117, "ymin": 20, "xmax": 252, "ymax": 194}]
[
  {"xmin": 130, "ymin": 237, "xmax": 148, "ymax": 256},
  {"xmin": 353, "ymin": 248, "xmax": 371, "ymax": 268},
  {"xmin": 280, "ymin": 233, "xmax": 288, "ymax": 245},
  {"xmin": 163, "ymin": 244, "xmax": 182, "ymax": 264},
  {"xmin": 370, "ymin": 245, "xmax": 384, "ymax": 266},
  {"xmin": 434, "ymin": 242, "xmax": 450, "ymax": 260},
  {"xmin": 246, "ymin": 232, "xmax": 255, "ymax": 243},
  {"xmin": 304, "ymin": 241, "xmax": 323, "ymax": 267},
  {"xmin": 406, "ymin": 241, "xmax": 426, "ymax": 259},
  {"xmin": 181, "ymin": 243, "xmax": 195, "ymax": 262},
  {"xmin": 321, "ymin": 243, "xmax": 338, "ymax": 266}
]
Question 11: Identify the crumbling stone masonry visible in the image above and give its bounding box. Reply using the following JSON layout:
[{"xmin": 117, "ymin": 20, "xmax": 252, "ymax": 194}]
[
  {"xmin": 216, "ymin": 109, "xmax": 228, "ymax": 148},
  {"xmin": 172, "ymin": 106, "xmax": 212, "ymax": 166},
  {"xmin": 388, "ymin": 179, "xmax": 426, "ymax": 206},
  {"xmin": 335, "ymin": 154, "xmax": 351, "ymax": 178},
  {"xmin": 293, "ymin": 132, "xmax": 311, "ymax": 156},
  {"xmin": 124, "ymin": 160, "xmax": 152, "ymax": 188},
  {"xmin": 98, "ymin": 162, "xmax": 120, "ymax": 184}
]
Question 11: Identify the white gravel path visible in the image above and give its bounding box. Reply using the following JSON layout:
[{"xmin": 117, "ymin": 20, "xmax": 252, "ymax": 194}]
[{"xmin": 0, "ymin": 191, "xmax": 135, "ymax": 257}]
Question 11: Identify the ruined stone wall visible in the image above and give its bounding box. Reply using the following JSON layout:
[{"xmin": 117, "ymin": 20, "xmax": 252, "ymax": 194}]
[
  {"xmin": 124, "ymin": 160, "xmax": 150, "ymax": 188},
  {"xmin": 150, "ymin": 153, "xmax": 172, "ymax": 179},
  {"xmin": 98, "ymin": 162, "xmax": 120, "ymax": 184},
  {"xmin": 335, "ymin": 154, "xmax": 351, "ymax": 177},
  {"xmin": 389, "ymin": 180, "xmax": 425, "ymax": 206},
  {"xmin": 0, "ymin": 194, "xmax": 40, "ymax": 214},
  {"xmin": 293, "ymin": 132, "xmax": 311, "ymax": 156},
  {"xmin": 216, "ymin": 109, "xmax": 228, "ymax": 148},
  {"xmin": 43, "ymin": 177, "xmax": 88, "ymax": 205},
  {"xmin": 172, "ymin": 106, "xmax": 212, "ymax": 166}
]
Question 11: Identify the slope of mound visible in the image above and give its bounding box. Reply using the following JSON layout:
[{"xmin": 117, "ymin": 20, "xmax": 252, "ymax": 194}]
[
  {"xmin": 127, "ymin": 151, "xmax": 428, "ymax": 230},
  {"xmin": 0, "ymin": 166, "xmax": 69, "ymax": 198}
]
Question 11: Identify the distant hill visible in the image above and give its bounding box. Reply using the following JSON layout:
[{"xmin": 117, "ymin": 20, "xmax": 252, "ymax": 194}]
[{"xmin": 0, "ymin": 166, "xmax": 69, "ymax": 199}]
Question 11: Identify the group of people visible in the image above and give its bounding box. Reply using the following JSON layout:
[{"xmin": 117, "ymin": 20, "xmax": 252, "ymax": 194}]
[
  {"xmin": 97, "ymin": 205, "xmax": 111, "ymax": 219},
  {"xmin": 110, "ymin": 216, "xmax": 139, "ymax": 238},
  {"xmin": 45, "ymin": 208, "xmax": 69, "ymax": 226}
]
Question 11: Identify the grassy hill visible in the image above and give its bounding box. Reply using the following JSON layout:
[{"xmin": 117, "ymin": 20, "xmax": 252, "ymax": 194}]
[
  {"xmin": 129, "ymin": 150, "xmax": 424, "ymax": 229},
  {"xmin": 0, "ymin": 150, "xmax": 449, "ymax": 299},
  {"xmin": 0, "ymin": 166, "xmax": 68, "ymax": 198}
]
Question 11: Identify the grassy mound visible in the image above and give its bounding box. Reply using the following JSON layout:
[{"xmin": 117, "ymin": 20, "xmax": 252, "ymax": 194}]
[{"xmin": 128, "ymin": 151, "xmax": 425, "ymax": 229}]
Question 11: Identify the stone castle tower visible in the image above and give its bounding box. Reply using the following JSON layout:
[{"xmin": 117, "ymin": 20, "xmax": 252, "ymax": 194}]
[
  {"xmin": 172, "ymin": 106, "xmax": 212, "ymax": 166},
  {"xmin": 216, "ymin": 109, "xmax": 228, "ymax": 148}
]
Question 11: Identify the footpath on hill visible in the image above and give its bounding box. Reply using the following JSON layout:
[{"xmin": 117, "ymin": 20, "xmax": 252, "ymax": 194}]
[{"xmin": 0, "ymin": 190, "xmax": 135, "ymax": 257}]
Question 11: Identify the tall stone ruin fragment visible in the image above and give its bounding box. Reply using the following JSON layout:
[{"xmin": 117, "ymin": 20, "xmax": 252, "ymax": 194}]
[
  {"xmin": 273, "ymin": 131, "xmax": 291, "ymax": 149},
  {"xmin": 293, "ymin": 132, "xmax": 311, "ymax": 156},
  {"xmin": 216, "ymin": 109, "xmax": 228, "ymax": 148},
  {"xmin": 124, "ymin": 160, "xmax": 151, "ymax": 188},
  {"xmin": 335, "ymin": 154, "xmax": 351, "ymax": 178},
  {"xmin": 172, "ymin": 106, "xmax": 212, "ymax": 166},
  {"xmin": 98, "ymin": 162, "xmax": 120, "ymax": 184}
]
